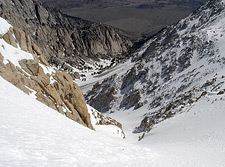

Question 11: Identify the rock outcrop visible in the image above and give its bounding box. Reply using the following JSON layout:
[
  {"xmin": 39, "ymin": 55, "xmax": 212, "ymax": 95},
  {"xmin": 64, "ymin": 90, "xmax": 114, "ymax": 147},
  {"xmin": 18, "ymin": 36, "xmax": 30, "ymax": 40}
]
[
  {"xmin": 0, "ymin": 23, "xmax": 93, "ymax": 129},
  {"xmin": 88, "ymin": 106, "xmax": 125, "ymax": 139},
  {"xmin": 0, "ymin": 0, "xmax": 133, "ymax": 75}
]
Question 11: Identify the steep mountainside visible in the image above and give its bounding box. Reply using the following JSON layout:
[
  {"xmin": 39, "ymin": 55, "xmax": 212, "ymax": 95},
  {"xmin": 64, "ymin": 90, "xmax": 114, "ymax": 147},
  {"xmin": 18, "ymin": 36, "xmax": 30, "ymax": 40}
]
[
  {"xmin": 86, "ymin": 0, "xmax": 225, "ymax": 133},
  {"xmin": 1, "ymin": 54, "xmax": 225, "ymax": 166},
  {"xmin": 0, "ymin": 17, "xmax": 93, "ymax": 129},
  {"xmin": 0, "ymin": 0, "xmax": 133, "ymax": 78},
  {"xmin": 0, "ymin": 77, "xmax": 152, "ymax": 166},
  {"xmin": 0, "ymin": 1, "xmax": 225, "ymax": 165},
  {"xmin": 0, "ymin": 16, "xmax": 125, "ymax": 134},
  {"xmin": 41, "ymin": 0, "xmax": 206, "ymax": 38}
]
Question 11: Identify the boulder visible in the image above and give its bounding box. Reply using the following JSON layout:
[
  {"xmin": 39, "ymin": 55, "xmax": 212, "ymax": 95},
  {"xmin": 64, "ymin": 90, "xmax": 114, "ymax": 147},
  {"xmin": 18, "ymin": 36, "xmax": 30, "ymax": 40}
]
[
  {"xmin": 37, "ymin": 67, "xmax": 50, "ymax": 86},
  {"xmin": 3, "ymin": 27, "xmax": 17, "ymax": 48},
  {"xmin": 73, "ymin": 72, "xmax": 80, "ymax": 80},
  {"xmin": 19, "ymin": 56, "xmax": 39, "ymax": 76},
  {"xmin": 39, "ymin": 54, "xmax": 50, "ymax": 66},
  {"xmin": 32, "ymin": 42, "xmax": 43, "ymax": 55},
  {"xmin": 26, "ymin": 35, "xmax": 33, "ymax": 53},
  {"xmin": 0, "ymin": 60, "xmax": 31, "ymax": 94},
  {"xmin": 13, "ymin": 27, "xmax": 27, "ymax": 51}
]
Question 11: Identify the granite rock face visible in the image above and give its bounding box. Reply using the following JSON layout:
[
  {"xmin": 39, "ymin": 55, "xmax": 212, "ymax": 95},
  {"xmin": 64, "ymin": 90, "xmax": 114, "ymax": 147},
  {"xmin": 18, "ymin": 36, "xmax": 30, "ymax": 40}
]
[
  {"xmin": 0, "ymin": 0, "xmax": 133, "ymax": 74},
  {"xmin": 0, "ymin": 25, "xmax": 93, "ymax": 129}
]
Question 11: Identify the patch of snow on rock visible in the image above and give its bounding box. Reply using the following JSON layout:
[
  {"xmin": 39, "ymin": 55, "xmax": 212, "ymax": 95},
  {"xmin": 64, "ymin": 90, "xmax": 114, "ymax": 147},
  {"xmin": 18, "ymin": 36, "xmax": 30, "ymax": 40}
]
[{"xmin": 0, "ymin": 17, "xmax": 12, "ymax": 35}]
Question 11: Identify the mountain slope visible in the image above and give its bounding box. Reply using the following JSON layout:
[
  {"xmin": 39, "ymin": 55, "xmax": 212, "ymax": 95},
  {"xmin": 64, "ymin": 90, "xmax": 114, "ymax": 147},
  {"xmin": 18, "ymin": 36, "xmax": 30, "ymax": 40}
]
[
  {"xmin": 1, "ymin": 0, "xmax": 225, "ymax": 166},
  {"xmin": 85, "ymin": 0, "xmax": 225, "ymax": 133},
  {"xmin": 0, "ymin": 16, "xmax": 129, "ymax": 134},
  {"xmin": 1, "ymin": 68, "xmax": 225, "ymax": 166},
  {"xmin": 0, "ymin": 16, "xmax": 95, "ymax": 129},
  {"xmin": 140, "ymin": 93, "xmax": 225, "ymax": 167},
  {"xmin": 41, "ymin": 0, "xmax": 206, "ymax": 38},
  {"xmin": 0, "ymin": 76, "xmax": 152, "ymax": 167},
  {"xmin": 0, "ymin": 0, "xmax": 133, "ymax": 77}
]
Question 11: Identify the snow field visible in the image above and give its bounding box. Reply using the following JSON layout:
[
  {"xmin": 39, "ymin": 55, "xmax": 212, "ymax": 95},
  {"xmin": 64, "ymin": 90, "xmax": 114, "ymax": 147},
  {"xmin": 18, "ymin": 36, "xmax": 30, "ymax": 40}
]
[
  {"xmin": 0, "ymin": 77, "xmax": 157, "ymax": 167},
  {"xmin": 1, "ymin": 75, "xmax": 225, "ymax": 167}
]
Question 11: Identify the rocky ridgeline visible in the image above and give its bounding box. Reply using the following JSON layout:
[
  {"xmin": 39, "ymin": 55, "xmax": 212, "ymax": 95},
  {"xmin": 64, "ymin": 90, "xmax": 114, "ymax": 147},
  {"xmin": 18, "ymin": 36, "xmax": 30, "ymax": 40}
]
[
  {"xmin": 0, "ymin": 0, "xmax": 133, "ymax": 76},
  {"xmin": 86, "ymin": 0, "xmax": 225, "ymax": 134},
  {"xmin": 0, "ymin": 24, "xmax": 94, "ymax": 129}
]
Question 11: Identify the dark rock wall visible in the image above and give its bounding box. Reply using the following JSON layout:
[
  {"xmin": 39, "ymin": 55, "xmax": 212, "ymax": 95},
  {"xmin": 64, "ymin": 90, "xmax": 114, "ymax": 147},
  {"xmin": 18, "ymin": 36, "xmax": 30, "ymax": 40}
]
[{"xmin": 0, "ymin": 0, "xmax": 133, "ymax": 71}]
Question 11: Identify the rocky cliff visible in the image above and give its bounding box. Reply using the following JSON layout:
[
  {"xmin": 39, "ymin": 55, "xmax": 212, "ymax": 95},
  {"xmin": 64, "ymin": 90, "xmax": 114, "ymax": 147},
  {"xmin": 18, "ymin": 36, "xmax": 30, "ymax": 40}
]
[
  {"xmin": 0, "ymin": 17, "xmax": 93, "ymax": 129},
  {"xmin": 0, "ymin": 0, "xmax": 133, "ymax": 77}
]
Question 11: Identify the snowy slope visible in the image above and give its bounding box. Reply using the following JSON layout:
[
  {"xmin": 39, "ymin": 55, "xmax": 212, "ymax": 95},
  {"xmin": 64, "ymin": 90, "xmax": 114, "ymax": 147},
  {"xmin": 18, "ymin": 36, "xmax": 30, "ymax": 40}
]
[
  {"xmin": 0, "ymin": 16, "xmax": 125, "ymax": 138},
  {"xmin": 1, "ymin": 74, "xmax": 225, "ymax": 166},
  {"xmin": 87, "ymin": 104, "xmax": 125, "ymax": 139},
  {"xmin": 0, "ymin": 77, "xmax": 155, "ymax": 167},
  {"xmin": 1, "ymin": 0, "xmax": 225, "ymax": 166},
  {"xmin": 85, "ymin": 0, "xmax": 225, "ymax": 134},
  {"xmin": 141, "ymin": 93, "xmax": 225, "ymax": 167}
]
